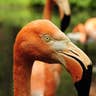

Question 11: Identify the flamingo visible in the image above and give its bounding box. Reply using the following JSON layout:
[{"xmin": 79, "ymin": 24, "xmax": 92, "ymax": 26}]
[
  {"xmin": 85, "ymin": 18, "xmax": 96, "ymax": 40},
  {"xmin": 13, "ymin": 19, "xmax": 92, "ymax": 96},
  {"xmin": 68, "ymin": 18, "xmax": 96, "ymax": 43},
  {"xmin": 72, "ymin": 23, "xmax": 87, "ymax": 44},
  {"xmin": 67, "ymin": 18, "xmax": 96, "ymax": 53},
  {"xmin": 43, "ymin": 0, "xmax": 71, "ymax": 32}
]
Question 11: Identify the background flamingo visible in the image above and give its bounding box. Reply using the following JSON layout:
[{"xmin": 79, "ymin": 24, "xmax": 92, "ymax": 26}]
[
  {"xmin": 43, "ymin": 0, "xmax": 71, "ymax": 32},
  {"xmin": 67, "ymin": 17, "xmax": 96, "ymax": 53},
  {"xmin": 13, "ymin": 19, "xmax": 92, "ymax": 96},
  {"xmin": 68, "ymin": 18, "xmax": 96, "ymax": 43},
  {"xmin": 85, "ymin": 18, "xmax": 96, "ymax": 40}
]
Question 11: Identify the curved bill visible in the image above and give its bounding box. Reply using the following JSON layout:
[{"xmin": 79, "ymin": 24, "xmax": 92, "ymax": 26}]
[{"xmin": 49, "ymin": 35, "xmax": 92, "ymax": 82}]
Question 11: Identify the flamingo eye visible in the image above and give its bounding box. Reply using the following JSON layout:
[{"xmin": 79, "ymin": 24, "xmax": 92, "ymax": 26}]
[{"xmin": 42, "ymin": 35, "xmax": 52, "ymax": 42}]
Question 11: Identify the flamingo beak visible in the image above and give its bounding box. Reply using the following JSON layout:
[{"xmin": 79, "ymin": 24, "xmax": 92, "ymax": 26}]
[
  {"xmin": 49, "ymin": 38, "xmax": 92, "ymax": 81},
  {"xmin": 58, "ymin": 41, "xmax": 91, "ymax": 68}
]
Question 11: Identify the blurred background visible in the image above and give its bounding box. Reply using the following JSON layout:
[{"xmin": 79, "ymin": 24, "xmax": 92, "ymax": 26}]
[{"xmin": 0, "ymin": 0, "xmax": 96, "ymax": 96}]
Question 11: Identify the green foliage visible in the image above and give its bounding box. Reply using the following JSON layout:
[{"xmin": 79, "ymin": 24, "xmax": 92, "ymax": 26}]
[
  {"xmin": 0, "ymin": 0, "xmax": 30, "ymax": 7},
  {"xmin": 0, "ymin": 8, "xmax": 32, "ymax": 27},
  {"xmin": 71, "ymin": 11, "xmax": 90, "ymax": 26},
  {"xmin": 0, "ymin": 0, "xmax": 95, "ymax": 9},
  {"xmin": 89, "ymin": 0, "xmax": 96, "ymax": 10},
  {"xmin": 31, "ymin": 0, "xmax": 45, "ymax": 5},
  {"xmin": 70, "ymin": 0, "xmax": 91, "ymax": 8}
]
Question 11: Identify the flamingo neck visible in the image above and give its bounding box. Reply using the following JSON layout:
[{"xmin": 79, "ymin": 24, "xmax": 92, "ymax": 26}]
[
  {"xmin": 43, "ymin": 0, "xmax": 53, "ymax": 19},
  {"xmin": 63, "ymin": 53, "xmax": 92, "ymax": 96},
  {"xmin": 75, "ymin": 65, "xmax": 92, "ymax": 96},
  {"xmin": 60, "ymin": 14, "xmax": 71, "ymax": 32},
  {"xmin": 14, "ymin": 58, "xmax": 33, "ymax": 96}
]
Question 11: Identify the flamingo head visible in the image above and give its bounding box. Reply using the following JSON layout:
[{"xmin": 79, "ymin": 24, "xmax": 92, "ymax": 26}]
[{"xmin": 14, "ymin": 19, "xmax": 92, "ymax": 83}]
